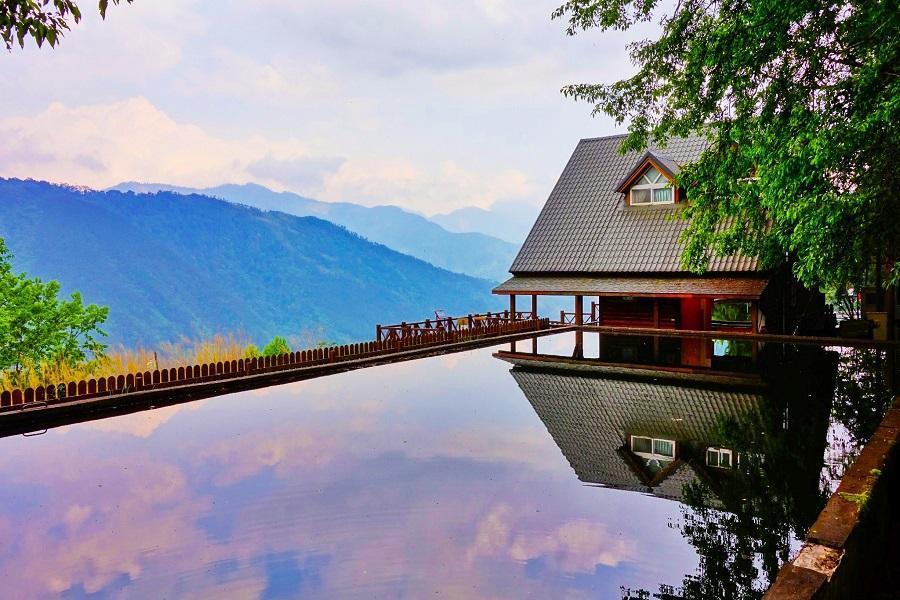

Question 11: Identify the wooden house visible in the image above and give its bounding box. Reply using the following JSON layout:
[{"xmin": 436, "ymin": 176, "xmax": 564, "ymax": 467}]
[{"xmin": 494, "ymin": 134, "xmax": 825, "ymax": 333}]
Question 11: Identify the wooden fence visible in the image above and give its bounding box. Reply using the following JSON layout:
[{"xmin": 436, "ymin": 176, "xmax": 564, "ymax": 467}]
[{"xmin": 0, "ymin": 317, "xmax": 550, "ymax": 413}]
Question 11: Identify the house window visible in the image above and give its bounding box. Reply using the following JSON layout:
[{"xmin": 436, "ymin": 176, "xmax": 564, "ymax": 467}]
[
  {"xmin": 630, "ymin": 165, "xmax": 674, "ymax": 205},
  {"xmin": 630, "ymin": 436, "xmax": 676, "ymax": 459},
  {"xmin": 706, "ymin": 447, "xmax": 734, "ymax": 469}
]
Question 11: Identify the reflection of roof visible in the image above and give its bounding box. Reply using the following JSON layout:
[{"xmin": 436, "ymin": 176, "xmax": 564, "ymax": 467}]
[
  {"xmin": 509, "ymin": 134, "xmax": 759, "ymax": 274},
  {"xmin": 510, "ymin": 366, "xmax": 761, "ymax": 500},
  {"xmin": 493, "ymin": 275, "xmax": 767, "ymax": 298}
]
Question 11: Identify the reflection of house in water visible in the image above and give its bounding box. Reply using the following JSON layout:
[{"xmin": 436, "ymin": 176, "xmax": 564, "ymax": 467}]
[{"xmin": 497, "ymin": 335, "xmax": 765, "ymax": 502}]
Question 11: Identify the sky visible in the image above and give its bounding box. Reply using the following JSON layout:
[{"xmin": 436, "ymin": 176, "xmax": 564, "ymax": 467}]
[{"xmin": 0, "ymin": 0, "xmax": 656, "ymax": 215}]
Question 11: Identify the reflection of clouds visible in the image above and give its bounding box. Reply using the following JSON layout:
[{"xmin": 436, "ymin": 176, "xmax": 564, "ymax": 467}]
[
  {"xmin": 0, "ymin": 456, "xmax": 211, "ymax": 598},
  {"xmin": 0, "ymin": 336, "xmax": 685, "ymax": 597},
  {"xmin": 467, "ymin": 504, "xmax": 514, "ymax": 561},
  {"xmin": 425, "ymin": 426, "xmax": 566, "ymax": 472},
  {"xmin": 63, "ymin": 400, "xmax": 208, "ymax": 438},
  {"xmin": 511, "ymin": 520, "xmax": 637, "ymax": 572},
  {"xmin": 468, "ymin": 505, "xmax": 638, "ymax": 575},
  {"xmin": 198, "ymin": 425, "xmax": 338, "ymax": 486}
]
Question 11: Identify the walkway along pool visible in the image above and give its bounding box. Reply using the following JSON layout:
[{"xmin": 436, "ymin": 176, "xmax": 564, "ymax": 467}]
[{"xmin": 0, "ymin": 331, "xmax": 895, "ymax": 598}]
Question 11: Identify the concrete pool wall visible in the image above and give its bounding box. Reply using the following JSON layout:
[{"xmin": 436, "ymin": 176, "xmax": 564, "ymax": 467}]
[{"xmin": 766, "ymin": 399, "xmax": 900, "ymax": 598}]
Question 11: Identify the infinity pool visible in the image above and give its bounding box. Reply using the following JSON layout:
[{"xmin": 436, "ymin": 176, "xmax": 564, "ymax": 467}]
[{"xmin": 0, "ymin": 332, "xmax": 893, "ymax": 599}]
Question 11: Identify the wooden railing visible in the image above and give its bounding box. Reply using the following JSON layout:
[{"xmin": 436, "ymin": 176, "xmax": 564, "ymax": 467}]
[
  {"xmin": 0, "ymin": 317, "xmax": 550, "ymax": 413},
  {"xmin": 376, "ymin": 310, "xmax": 538, "ymax": 343},
  {"xmin": 556, "ymin": 311, "xmax": 597, "ymax": 326}
]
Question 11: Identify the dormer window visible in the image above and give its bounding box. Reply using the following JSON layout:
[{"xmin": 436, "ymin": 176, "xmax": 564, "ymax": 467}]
[
  {"xmin": 630, "ymin": 166, "xmax": 674, "ymax": 205},
  {"xmin": 614, "ymin": 151, "xmax": 681, "ymax": 205}
]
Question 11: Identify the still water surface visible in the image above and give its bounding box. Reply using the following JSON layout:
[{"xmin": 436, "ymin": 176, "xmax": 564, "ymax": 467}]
[{"xmin": 0, "ymin": 332, "xmax": 893, "ymax": 599}]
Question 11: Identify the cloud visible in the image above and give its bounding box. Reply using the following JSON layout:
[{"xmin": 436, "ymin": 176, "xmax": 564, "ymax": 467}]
[
  {"xmin": 0, "ymin": 98, "xmax": 539, "ymax": 212},
  {"xmin": 322, "ymin": 157, "xmax": 535, "ymax": 212},
  {"xmin": 248, "ymin": 154, "xmax": 346, "ymax": 192},
  {"xmin": 0, "ymin": 98, "xmax": 333, "ymax": 195},
  {"xmin": 245, "ymin": 0, "xmax": 540, "ymax": 76}
]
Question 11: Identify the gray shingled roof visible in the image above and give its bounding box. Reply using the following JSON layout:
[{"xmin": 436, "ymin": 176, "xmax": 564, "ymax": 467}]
[
  {"xmin": 511, "ymin": 134, "xmax": 759, "ymax": 274},
  {"xmin": 510, "ymin": 365, "xmax": 760, "ymax": 500},
  {"xmin": 493, "ymin": 275, "xmax": 767, "ymax": 298}
]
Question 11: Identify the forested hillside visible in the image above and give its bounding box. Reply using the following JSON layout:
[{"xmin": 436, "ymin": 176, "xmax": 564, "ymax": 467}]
[
  {"xmin": 111, "ymin": 182, "xmax": 519, "ymax": 281},
  {"xmin": 0, "ymin": 179, "xmax": 500, "ymax": 347}
]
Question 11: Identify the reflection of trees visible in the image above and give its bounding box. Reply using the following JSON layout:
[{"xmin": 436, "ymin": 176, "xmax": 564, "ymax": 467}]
[
  {"xmin": 625, "ymin": 345, "xmax": 845, "ymax": 600},
  {"xmin": 832, "ymin": 347, "xmax": 895, "ymax": 446}
]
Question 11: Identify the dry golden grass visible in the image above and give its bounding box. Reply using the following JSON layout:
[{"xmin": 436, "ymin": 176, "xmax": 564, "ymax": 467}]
[{"xmin": 1, "ymin": 333, "xmax": 257, "ymax": 392}]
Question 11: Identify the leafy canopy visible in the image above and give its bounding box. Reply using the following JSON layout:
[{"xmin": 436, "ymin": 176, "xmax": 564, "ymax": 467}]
[
  {"xmin": 0, "ymin": 238, "xmax": 108, "ymax": 374},
  {"xmin": 553, "ymin": 0, "xmax": 900, "ymax": 291},
  {"xmin": 1, "ymin": 0, "xmax": 131, "ymax": 49},
  {"xmin": 262, "ymin": 336, "xmax": 291, "ymax": 357}
]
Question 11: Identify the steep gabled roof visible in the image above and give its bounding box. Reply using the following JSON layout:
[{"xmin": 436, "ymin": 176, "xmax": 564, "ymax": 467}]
[{"xmin": 510, "ymin": 134, "xmax": 758, "ymax": 274}]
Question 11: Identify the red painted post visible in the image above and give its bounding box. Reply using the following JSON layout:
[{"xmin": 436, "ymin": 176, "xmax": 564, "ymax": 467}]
[{"xmin": 575, "ymin": 295, "xmax": 584, "ymax": 326}]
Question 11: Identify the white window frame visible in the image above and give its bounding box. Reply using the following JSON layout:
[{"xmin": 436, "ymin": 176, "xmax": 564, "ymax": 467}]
[
  {"xmin": 706, "ymin": 447, "xmax": 734, "ymax": 469},
  {"xmin": 629, "ymin": 165, "xmax": 674, "ymax": 205},
  {"xmin": 630, "ymin": 435, "xmax": 676, "ymax": 460}
]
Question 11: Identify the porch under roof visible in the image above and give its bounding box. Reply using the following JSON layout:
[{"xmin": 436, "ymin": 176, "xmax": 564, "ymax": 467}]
[{"xmin": 492, "ymin": 275, "xmax": 767, "ymax": 299}]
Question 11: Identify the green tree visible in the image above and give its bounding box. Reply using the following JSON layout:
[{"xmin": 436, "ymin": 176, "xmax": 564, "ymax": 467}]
[
  {"xmin": 1, "ymin": 0, "xmax": 131, "ymax": 49},
  {"xmin": 261, "ymin": 335, "xmax": 291, "ymax": 357},
  {"xmin": 0, "ymin": 238, "xmax": 108, "ymax": 375},
  {"xmin": 553, "ymin": 0, "xmax": 900, "ymax": 293}
]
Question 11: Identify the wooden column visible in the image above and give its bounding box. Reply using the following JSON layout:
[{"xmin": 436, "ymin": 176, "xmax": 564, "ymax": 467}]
[
  {"xmin": 751, "ymin": 300, "xmax": 760, "ymax": 333},
  {"xmin": 574, "ymin": 295, "xmax": 584, "ymax": 358},
  {"xmin": 509, "ymin": 294, "xmax": 517, "ymax": 317},
  {"xmin": 887, "ymin": 285, "xmax": 896, "ymax": 341},
  {"xmin": 531, "ymin": 294, "xmax": 538, "ymax": 319},
  {"xmin": 653, "ymin": 299, "xmax": 660, "ymax": 329}
]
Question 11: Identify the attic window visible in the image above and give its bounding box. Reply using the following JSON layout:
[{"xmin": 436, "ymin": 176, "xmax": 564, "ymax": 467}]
[{"xmin": 630, "ymin": 166, "xmax": 674, "ymax": 205}]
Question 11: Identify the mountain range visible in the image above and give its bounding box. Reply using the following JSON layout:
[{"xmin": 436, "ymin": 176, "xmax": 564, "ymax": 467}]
[
  {"xmin": 431, "ymin": 201, "xmax": 540, "ymax": 245},
  {"xmin": 0, "ymin": 178, "xmax": 502, "ymax": 348},
  {"xmin": 109, "ymin": 182, "xmax": 521, "ymax": 281}
]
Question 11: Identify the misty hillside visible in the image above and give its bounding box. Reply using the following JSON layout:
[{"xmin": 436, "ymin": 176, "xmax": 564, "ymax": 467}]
[
  {"xmin": 431, "ymin": 201, "xmax": 541, "ymax": 245},
  {"xmin": 110, "ymin": 182, "xmax": 518, "ymax": 281},
  {"xmin": 0, "ymin": 178, "xmax": 501, "ymax": 347}
]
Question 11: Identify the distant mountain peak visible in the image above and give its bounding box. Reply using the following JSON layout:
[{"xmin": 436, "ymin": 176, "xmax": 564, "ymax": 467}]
[{"xmin": 110, "ymin": 180, "xmax": 517, "ymax": 281}]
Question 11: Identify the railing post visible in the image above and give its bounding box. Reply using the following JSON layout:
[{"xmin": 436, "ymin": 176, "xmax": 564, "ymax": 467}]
[{"xmin": 376, "ymin": 324, "xmax": 382, "ymax": 341}]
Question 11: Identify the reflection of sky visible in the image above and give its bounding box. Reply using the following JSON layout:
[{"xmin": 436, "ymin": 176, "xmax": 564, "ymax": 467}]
[{"xmin": 0, "ymin": 334, "xmax": 698, "ymax": 599}]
